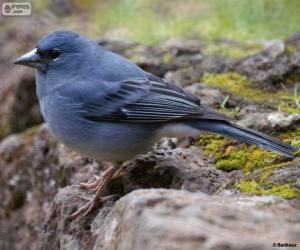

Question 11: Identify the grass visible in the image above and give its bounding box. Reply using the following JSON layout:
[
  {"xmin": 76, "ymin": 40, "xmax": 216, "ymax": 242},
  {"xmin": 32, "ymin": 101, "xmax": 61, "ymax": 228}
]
[{"xmin": 86, "ymin": 0, "xmax": 300, "ymax": 44}]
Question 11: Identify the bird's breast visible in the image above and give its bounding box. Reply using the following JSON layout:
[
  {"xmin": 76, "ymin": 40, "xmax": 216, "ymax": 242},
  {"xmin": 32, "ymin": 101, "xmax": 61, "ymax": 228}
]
[{"xmin": 39, "ymin": 95, "xmax": 161, "ymax": 161}]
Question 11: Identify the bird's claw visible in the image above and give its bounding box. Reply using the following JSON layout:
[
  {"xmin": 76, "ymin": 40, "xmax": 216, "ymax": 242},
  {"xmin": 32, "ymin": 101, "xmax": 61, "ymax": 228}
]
[
  {"xmin": 69, "ymin": 194, "xmax": 117, "ymax": 220},
  {"xmin": 79, "ymin": 175, "xmax": 101, "ymax": 189},
  {"xmin": 69, "ymin": 166, "xmax": 118, "ymax": 220}
]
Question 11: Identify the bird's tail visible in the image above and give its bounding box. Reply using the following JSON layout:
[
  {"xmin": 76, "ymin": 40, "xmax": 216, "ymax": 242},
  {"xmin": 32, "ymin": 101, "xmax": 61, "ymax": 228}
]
[{"xmin": 191, "ymin": 120, "xmax": 298, "ymax": 158}]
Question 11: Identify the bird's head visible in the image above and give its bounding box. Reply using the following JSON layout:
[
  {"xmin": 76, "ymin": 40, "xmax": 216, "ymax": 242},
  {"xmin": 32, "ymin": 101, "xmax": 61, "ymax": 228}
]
[{"xmin": 14, "ymin": 31, "xmax": 93, "ymax": 73}]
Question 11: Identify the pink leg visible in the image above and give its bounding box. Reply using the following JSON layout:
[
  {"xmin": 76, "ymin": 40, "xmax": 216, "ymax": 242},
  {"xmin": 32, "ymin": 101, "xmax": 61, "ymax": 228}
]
[{"xmin": 69, "ymin": 165, "xmax": 118, "ymax": 220}]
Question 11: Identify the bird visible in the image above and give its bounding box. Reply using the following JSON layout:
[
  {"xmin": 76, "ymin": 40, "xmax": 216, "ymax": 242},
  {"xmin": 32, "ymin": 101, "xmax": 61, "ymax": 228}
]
[{"xmin": 14, "ymin": 31, "xmax": 298, "ymax": 219}]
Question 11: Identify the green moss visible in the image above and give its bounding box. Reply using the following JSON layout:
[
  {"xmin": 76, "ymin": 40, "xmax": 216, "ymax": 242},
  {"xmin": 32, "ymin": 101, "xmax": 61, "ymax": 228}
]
[
  {"xmin": 162, "ymin": 52, "xmax": 172, "ymax": 64},
  {"xmin": 197, "ymin": 134, "xmax": 226, "ymax": 158},
  {"xmin": 215, "ymin": 148, "xmax": 246, "ymax": 171},
  {"xmin": 204, "ymin": 43, "xmax": 262, "ymax": 59},
  {"xmin": 278, "ymin": 102, "xmax": 300, "ymax": 115},
  {"xmin": 202, "ymin": 72, "xmax": 282, "ymax": 103},
  {"xmin": 21, "ymin": 125, "xmax": 41, "ymax": 143},
  {"xmin": 197, "ymin": 128, "xmax": 300, "ymax": 199},
  {"xmin": 55, "ymin": 169, "xmax": 68, "ymax": 187},
  {"xmin": 281, "ymin": 128, "xmax": 300, "ymax": 149},
  {"xmin": 285, "ymin": 45, "xmax": 297, "ymax": 56},
  {"xmin": 197, "ymin": 133, "xmax": 278, "ymax": 172},
  {"xmin": 237, "ymin": 181, "xmax": 300, "ymax": 199},
  {"xmin": 0, "ymin": 122, "xmax": 12, "ymax": 140},
  {"xmin": 202, "ymin": 72, "xmax": 300, "ymax": 114},
  {"xmin": 197, "ymin": 128, "xmax": 299, "ymax": 172}
]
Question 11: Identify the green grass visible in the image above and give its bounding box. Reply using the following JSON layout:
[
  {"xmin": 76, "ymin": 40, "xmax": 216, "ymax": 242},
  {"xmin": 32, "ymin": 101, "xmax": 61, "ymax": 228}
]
[{"xmin": 87, "ymin": 0, "xmax": 300, "ymax": 44}]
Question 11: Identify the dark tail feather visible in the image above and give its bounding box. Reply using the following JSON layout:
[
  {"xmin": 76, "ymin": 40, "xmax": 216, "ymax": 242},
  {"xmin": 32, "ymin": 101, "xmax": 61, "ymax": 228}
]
[{"xmin": 192, "ymin": 120, "xmax": 298, "ymax": 158}]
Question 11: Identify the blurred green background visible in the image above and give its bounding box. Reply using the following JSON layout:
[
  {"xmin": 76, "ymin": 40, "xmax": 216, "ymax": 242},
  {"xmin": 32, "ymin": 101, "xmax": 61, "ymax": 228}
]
[{"xmin": 34, "ymin": 0, "xmax": 300, "ymax": 44}]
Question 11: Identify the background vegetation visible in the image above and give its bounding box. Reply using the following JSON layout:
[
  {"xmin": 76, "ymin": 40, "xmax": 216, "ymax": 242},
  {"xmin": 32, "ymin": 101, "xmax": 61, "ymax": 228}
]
[{"xmin": 34, "ymin": 0, "xmax": 300, "ymax": 44}]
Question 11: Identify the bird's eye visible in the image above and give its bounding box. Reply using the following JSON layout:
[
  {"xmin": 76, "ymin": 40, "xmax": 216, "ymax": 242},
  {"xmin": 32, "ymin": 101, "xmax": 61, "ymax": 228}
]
[{"xmin": 48, "ymin": 49, "xmax": 60, "ymax": 61}]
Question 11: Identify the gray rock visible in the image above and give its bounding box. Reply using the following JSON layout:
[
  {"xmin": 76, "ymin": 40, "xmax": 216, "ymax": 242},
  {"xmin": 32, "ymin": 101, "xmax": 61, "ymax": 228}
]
[
  {"xmin": 238, "ymin": 111, "xmax": 300, "ymax": 132},
  {"xmin": 0, "ymin": 68, "xmax": 42, "ymax": 139},
  {"xmin": 232, "ymin": 40, "xmax": 300, "ymax": 89},
  {"xmin": 0, "ymin": 124, "xmax": 229, "ymax": 250},
  {"xmin": 93, "ymin": 189, "xmax": 299, "ymax": 250}
]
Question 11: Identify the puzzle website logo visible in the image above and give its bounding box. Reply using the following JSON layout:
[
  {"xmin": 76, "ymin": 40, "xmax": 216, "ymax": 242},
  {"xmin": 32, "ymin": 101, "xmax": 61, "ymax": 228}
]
[{"xmin": 2, "ymin": 2, "xmax": 31, "ymax": 16}]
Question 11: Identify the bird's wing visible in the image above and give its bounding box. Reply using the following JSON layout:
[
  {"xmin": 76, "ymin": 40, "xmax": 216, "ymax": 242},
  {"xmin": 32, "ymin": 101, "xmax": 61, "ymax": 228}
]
[{"xmin": 82, "ymin": 75, "xmax": 231, "ymax": 123}]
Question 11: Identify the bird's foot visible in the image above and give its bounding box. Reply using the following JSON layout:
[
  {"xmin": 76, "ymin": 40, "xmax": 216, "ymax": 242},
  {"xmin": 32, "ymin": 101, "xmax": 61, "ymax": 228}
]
[
  {"xmin": 69, "ymin": 194, "xmax": 116, "ymax": 220},
  {"xmin": 69, "ymin": 165, "xmax": 117, "ymax": 220},
  {"xmin": 79, "ymin": 175, "xmax": 101, "ymax": 190}
]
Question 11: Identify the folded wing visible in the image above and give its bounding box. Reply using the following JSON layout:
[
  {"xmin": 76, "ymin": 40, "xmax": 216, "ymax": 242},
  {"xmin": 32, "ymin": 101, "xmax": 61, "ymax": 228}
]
[{"xmin": 83, "ymin": 75, "xmax": 230, "ymax": 123}]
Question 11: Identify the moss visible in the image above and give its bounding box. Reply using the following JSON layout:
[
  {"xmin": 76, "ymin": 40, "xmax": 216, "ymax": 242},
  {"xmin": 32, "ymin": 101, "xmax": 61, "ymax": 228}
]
[
  {"xmin": 196, "ymin": 134, "xmax": 226, "ymax": 157},
  {"xmin": 203, "ymin": 72, "xmax": 280, "ymax": 103},
  {"xmin": 204, "ymin": 43, "xmax": 262, "ymax": 59},
  {"xmin": 278, "ymin": 84, "xmax": 300, "ymax": 114},
  {"xmin": 215, "ymin": 147, "xmax": 246, "ymax": 171},
  {"xmin": 285, "ymin": 45, "xmax": 297, "ymax": 56},
  {"xmin": 162, "ymin": 52, "xmax": 172, "ymax": 64},
  {"xmin": 197, "ymin": 128, "xmax": 300, "ymax": 198},
  {"xmin": 197, "ymin": 128, "xmax": 299, "ymax": 172},
  {"xmin": 55, "ymin": 169, "xmax": 68, "ymax": 187},
  {"xmin": 197, "ymin": 133, "xmax": 278, "ymax": 172},
  {"xmin": 0, "ymin": 122, "xmax": 12, "ymax": 140},
  {"xmin": 202, "ymin": 72, "xmax": 300, "ymax": 114},
  {"xmin": 281, "ymin": 128, "xmax": 300, "ymax": 149},
  {"xmin": 237, "ymin": 181, "xmax": 300, "ymax": 199},
  {"xmin": 278, "ymin": 102, "xmax": 300, "ymax": 115},
  {"xmin": 21, "ymin": 125, "xmax": 41, "ymax": 144}
]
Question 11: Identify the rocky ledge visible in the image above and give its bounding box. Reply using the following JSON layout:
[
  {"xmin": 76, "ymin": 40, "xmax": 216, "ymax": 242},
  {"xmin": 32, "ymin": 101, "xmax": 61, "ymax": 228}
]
[{"xmin": 1, "ymin": 19, "xmax": 300, "ymax": 250}]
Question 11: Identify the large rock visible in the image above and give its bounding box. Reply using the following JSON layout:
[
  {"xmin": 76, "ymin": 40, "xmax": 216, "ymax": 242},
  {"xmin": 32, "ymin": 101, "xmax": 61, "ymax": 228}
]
[
  {"xmin": 232, "ymin": 40, "xmax": 300, "ymax": 89},
  {"xmin": 0, "ymin": 68, "xmax": 42, "ymax": 139},
  {"xmin": 0, "ymin": 124, "xmax": 104, "ymax": 250},
  {"xmin": 0, "ymin": 125, "xmax": 229, "ymax": 250},
  {"xmin": 0, "ymin": 16, "xmax": 59, "ymax": 139},
  {"xmin": 42, "ymin": 188, "xmax": 300, "ymax": 250},
  {"xmin": 96, "ymin": 189, "xmax": 300, "ymax": 250}
]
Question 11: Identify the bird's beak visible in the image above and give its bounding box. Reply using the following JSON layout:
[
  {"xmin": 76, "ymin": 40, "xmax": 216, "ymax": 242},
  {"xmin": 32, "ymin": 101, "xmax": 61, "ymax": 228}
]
[{"xmin": 14, "ymin": 48, "xmax": 44, "ymax": 70}]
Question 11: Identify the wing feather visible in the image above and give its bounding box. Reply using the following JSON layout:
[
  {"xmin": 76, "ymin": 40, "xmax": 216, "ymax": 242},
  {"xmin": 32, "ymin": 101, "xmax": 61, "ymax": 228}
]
[{"xmin": 83, "ymin": 76, "xmax": 231, "ymax": 123}]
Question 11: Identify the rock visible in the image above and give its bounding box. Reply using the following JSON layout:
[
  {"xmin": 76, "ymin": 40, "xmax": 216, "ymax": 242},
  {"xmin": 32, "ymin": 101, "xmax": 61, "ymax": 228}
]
[
  {"xmin": 0, "ymin": 124, "xmax": 229, "ymax": 250},
  {"xmin": 0, "ymin": 124, "xmax": 97, "ymax": 250},
  {"xmin": 286, "ymin": 30, "xmax": 300, "ymax": 52},
  {"xmin": 267, "ymin": 112, "xmax": 300, "ymax": 129},
  {"xmin": 0, "ymin": 16, "xmax": 59, "ymax": 139},
  {"xmin": 0, "ymin": 68, "xmax": 42, "ymax": 139},
  {"xmin": 98, "ymin": 38, "xmax": 137, "ymax": 55},
  {"xmin": 118, "ymin": 145, "xmax": 229, "ymax": 195},
  {"xmin": 164, "ymin": 55, "xmax": 231, "ymax": 86},
  {"xmin": 251, "ymin": 160, "xmax": 300, "ymax": 189},
  {"xmin": 238, "ymin": 111, "xmax": 300, "ymax": 132},
  {"xmin": 41, "ymin": 185, "xmax": 103, "ymax": 250},
  {"xmin": 232, "ymin": 40, "xmax": 300, "ymax": 89},
  {"xmin": 185, "ymin": 82, "xmax": 244, "ymax": 109},
  {"xmin": 2, "ymin": 20, "xmax": 300, "ymax": 250},
  {"xmin": 269, "ymin": 161, "xmax": 300, "ymax": 186},
  {"xmin": 92, "ymin": 189, "xmax": 300, "ymax": 250},
  {"xmin": 49, "ymin": 0, "xmax": 75, "ymax": 16},
  {"xmin": 162, "ymin": 38, "xmax": 203, "ymax": 56}
]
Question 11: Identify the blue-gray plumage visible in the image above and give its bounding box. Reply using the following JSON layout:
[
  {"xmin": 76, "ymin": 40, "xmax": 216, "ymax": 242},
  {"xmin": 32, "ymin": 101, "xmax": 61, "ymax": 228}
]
[{"xmin": 14, "ymin": 31, "xmax": 298, "ymax": 218}]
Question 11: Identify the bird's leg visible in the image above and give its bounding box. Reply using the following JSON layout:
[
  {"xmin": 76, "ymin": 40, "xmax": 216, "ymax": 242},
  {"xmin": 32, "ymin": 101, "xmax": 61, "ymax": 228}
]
[
  {"xmin": 111, "ymin": 162, "xmax": 127, "ymax": 180},
  {"xmin": 79, "ymin": 175, "xmax": 101, "ymax": 189},
  {"xmin": 80, "ymin": 163, "xmax": 125, "ymax": 193},
  {"xmin": 69, "ymin": 165, "xmax": 118, "ymax": 220},
  {"xmin": 79, "ymin": 161, "xmax": 124, "ymax": 190}
]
